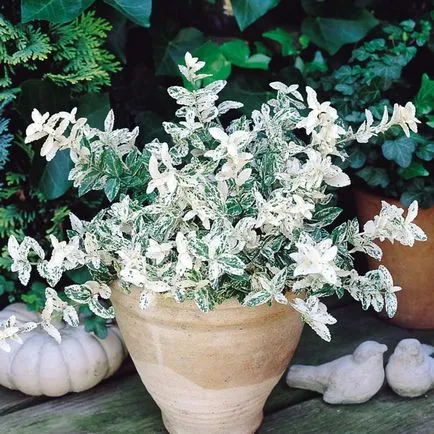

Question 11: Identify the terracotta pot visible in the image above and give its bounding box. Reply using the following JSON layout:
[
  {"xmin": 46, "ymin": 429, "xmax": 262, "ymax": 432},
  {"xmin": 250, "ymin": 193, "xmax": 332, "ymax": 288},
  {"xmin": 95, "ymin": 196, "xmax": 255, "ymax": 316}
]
[
  {"xmin": 354, "ymin": 188, "xmax": 434, "ymax": 329},
  {"xmin": 111, "ymin": 285, "xmax": 303, "ymax": 434}
]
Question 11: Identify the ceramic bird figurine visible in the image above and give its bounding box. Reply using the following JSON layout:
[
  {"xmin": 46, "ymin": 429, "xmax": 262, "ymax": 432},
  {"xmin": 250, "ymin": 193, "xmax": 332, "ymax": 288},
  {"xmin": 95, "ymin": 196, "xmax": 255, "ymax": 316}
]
[
  {"xmin": 386, "ymin": 338, "xmax": 434, "ymax": 398},
  {"xmin": 286, "ymin": 341, "xmax": 388, "ymax": 404}
]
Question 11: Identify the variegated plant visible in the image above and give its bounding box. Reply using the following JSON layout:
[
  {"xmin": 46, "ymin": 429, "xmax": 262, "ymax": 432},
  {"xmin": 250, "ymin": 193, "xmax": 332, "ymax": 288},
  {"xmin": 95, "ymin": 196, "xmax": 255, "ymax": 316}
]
[{"xmin": 3, "ymin": 52, "xmax": 427, "ymax": 347}]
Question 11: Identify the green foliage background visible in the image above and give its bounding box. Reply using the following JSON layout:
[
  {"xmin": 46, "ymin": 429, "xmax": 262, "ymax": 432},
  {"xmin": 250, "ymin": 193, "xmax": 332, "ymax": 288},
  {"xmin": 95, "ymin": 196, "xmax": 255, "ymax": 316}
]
[{"xmin": 0, "ymin": 0, "xmax": 433, "ymax": 335}]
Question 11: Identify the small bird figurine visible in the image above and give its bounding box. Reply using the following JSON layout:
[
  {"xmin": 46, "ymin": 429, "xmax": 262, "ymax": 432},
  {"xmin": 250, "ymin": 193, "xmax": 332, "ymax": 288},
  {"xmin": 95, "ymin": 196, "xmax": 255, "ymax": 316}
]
[
  {"xmin": 386, "ymin": 338, "xmax": 434, "ymax": 398},
  {"xmin": 286, "ymin": 341, "xmax": 388, "ymax": 404}
]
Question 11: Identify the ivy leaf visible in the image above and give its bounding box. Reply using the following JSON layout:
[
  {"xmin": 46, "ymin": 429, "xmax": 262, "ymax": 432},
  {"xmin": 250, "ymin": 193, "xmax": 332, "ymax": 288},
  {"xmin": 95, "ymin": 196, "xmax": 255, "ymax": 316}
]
[
  {"xmin": 263, "ymin": 28, "xmax": 297, "ymax": 56},
  {"xmin": 220, "ymin": 39, "xmax": 270, "ymax": 70},
  {"xmin": 154, "ymin": 27, "xmax": 205, "ymax": 77},
  {"xmin": 222, "ymin": 74, "xmax": 274, "ymax": 114},
  {"xmin": 38, "ymin": 150, "xmax": 73, "ymax": 200},
  {"xmin": 356, "ymin": 167, "xmax": 389, "ymax": 188},
  {"xmin": 77, "ymin": 93, "xmax": 111, "ymax": 130},
  {"xmin": 397, "ymin": 162, "xmax": 429, "ymax": 180},
  {"xmin": 302, "ymin": 9, "xmax": 378, "ymax": 55},
  {"xmin": 21, "ymin": 0, "xmax": 95, "ymax": 24},
  {"xmin": 415, "ymin": 74, "xmax": 434, "ymax": 116},
  {"xmin": 400, "ymin": 190, "xmax": 424, "ymax": 208},
  {"xmin": 193, "ymin": 42, "xmax": 231, "ymax": 85},
  {"xmin": 21, "ymin": 281, "xmax": 46, "ymax": 312},
  {"xmin": 416, "ymin": 142, "xmax": 434, "ymax": 161},
  {"xmin": 103, "ymin": 0, "xmax": 152, "ymax": 28},
  {"xmin": 382, "ymin": 137, "xmax": 416, "ymax": 168},
  {"xmin": 80, "ymin": 306, "xmax": 109, "ymax": 339},
  {"xmin": 231, "ymin": 0, "xmax": 280, "ymax": 31},
  {"xmin": 349, "ymin": 149, "xmax": 367, "ymax": 169},
  {"xmin": 15, "ymin": 79, "xmax": 70, "ymax": 120},
  {"xmin": 296, "ymin": 50, "xmax": 328, "ymax": 75}
]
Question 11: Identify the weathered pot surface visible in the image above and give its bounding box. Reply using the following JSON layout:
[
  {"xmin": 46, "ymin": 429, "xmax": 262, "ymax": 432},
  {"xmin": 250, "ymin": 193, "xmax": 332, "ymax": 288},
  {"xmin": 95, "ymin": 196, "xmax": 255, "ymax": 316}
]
[
  {"xmin": 354, "ymin": 188, "xmax": 434, "ymax": 329},
  {"xmin": 111, "ymin": 283, "xmax": 304, "ymax": 434}
]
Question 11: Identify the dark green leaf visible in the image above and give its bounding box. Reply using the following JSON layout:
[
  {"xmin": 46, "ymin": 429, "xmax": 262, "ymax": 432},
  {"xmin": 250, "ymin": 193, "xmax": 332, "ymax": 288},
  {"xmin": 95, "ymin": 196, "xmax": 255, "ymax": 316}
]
[
  {"xmin": 66, "ymin": 267, "xmax": 92, "ymax": 284},
  {"xmin": 356, "ymin": 167, "xmax": 389, "ymax": 188},
  {"xmin": 397, "ymin": 162, "xmax": 429, "ymax": 180},
  {"xmin": 222, "ymin": 74, "xmax": 273, "ymax": 114},
  {"xmin": 297, "ymin": 50, "xmax": 328, "ymax": 75},
  {"xmin": 335, "ymin": 83, "xmax": 355, "ymax": 95},
  {"xmin": 263, "ymin": 28, "xmax": 297, "ymax": 56},
  {"xmin": 21, "ymin": 0, "xmax": 95, "ymax": 23},
  {"xmin": 254, "ymin": 41, "xmax": 273, "ymax": 56},
  {"xmin": 76, "ymin": 93, "xmax": 111, "ymax": 130},
  {"xmin": 15, "ymin": 79, "xmax": 70, "ymax": 120},
  {"xmin": 103, "ymin": 0, "xmax": 152, "ymax": 27},
  {"xmin": 400, "ymin": 191, "xmax": 424, "ymax": 207},
  {"xmin": 382, "ymin": 137, "xmax": 416, "ymax": 168},
  {"xmin": 349, "ymin": 149, "xmax": 367, "ymax": 168},
  {"xmin": 231, "ymin": 0, "xmax": 280, "ymax": 31},
  {"xmin": 193, "ymin": 42, "xmax": 231, "ymax": 85},
  {"xmin": 302, "ymin": 10, "xmax": 378, "ymax": 55},
  {"xmin": 38, "ymin": 150, "xmax": 73, "ymax": 200},
  {"xmin": 415, "ymin": 73, "xmax": 434, "ymax": 116},
  {"xmin": 416, "ymin": 142, "xmax": 434, "ymax": 161},
  {"xmin": 83, "ymin": 313, "xmax": 109, "ymax": 339},
  {"xmin": 220, "ymin": 39, "xmax": 270, "ymax": 70},
  {"xmin": 21, "ymin": 281, "xmax": 46, "ymax": 312},
  {"xmin": 106, "ymin": 8, "xmax": 129, "ymax": 64},
  {"xmin": 154, "ymin": 28, "xmax": 205, "ymax": 76}
]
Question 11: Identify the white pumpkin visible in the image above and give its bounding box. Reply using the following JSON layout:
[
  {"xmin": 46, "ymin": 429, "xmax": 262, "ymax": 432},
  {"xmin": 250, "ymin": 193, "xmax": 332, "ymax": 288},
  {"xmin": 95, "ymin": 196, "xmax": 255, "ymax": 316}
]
[{"xmin": 0, "ymin": 303, "xmax": 127, "ymax": 397}]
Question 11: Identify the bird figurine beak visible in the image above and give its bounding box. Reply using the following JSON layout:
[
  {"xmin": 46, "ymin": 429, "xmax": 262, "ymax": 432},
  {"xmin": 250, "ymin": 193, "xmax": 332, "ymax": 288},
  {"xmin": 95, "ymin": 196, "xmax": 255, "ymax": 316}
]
[{"xmin": 379, "ymin": 344, "xmax": 388, "ymax": 353}]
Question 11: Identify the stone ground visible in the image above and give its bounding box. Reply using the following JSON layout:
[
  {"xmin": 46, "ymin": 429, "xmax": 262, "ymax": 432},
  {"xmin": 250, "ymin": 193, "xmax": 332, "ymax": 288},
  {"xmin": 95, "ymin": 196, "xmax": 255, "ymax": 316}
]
[{"xmin": 1, "ymin": 301, "xmax": 434, "ymax": 433}]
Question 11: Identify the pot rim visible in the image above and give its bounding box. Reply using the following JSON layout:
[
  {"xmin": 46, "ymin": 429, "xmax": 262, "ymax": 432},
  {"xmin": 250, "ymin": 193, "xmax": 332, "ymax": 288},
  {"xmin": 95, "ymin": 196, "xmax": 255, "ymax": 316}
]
[{"xmin": 111, "ymin": 280, "xmax": 297, "ymax": 312}]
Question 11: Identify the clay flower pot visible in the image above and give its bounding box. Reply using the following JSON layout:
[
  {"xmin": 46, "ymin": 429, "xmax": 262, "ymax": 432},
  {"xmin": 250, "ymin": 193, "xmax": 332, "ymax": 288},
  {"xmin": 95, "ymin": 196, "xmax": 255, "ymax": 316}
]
[
  {"xmin": 111, "ymin": 284, "xmax": 303, "ymax": 434},
  {"xmin": 354, "ymin": 188, "xmax": 434, "ymax": 329}
]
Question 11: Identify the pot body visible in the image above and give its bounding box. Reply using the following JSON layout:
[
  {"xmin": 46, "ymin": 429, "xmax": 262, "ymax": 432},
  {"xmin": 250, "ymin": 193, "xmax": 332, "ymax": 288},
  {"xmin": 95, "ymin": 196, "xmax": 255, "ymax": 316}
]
[
  {"xmin": 111, "ymin": 285, "xmax": 303, "ymax": 434},
  {"xmin": 354, "ymin": 188, "xmax": 434, "ymax": 329}
]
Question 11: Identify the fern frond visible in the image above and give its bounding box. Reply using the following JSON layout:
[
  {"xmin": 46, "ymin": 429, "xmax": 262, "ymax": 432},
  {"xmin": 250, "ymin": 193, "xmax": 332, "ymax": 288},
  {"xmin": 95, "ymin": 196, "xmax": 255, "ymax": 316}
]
[
  {"xmin": 7, "ymin": 26, "xmax": 52, "ymax": 65},
  {"xmin": 0, "ymin": 104, "xmax": 13, "ymax": 170},
  {"xmin": 0, "ymin": 18, "xmax": 51, "ymax": 86},
  {"xmin": 0, "ymin": 87, "xmax": 20, "ymax": 102},
  {"xmin": 0, "ymin": 12, "xmax": 120, "ymax": 93},
  {"xmin": 47, "ymin": 11, "xmax": 121, "ymax": 92}
]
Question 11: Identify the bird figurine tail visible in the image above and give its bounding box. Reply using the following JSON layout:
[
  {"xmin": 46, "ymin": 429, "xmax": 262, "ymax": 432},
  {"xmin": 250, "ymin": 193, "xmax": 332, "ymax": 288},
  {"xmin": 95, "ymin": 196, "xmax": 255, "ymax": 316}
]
[{"xmin": 286, "ymin": 364, "xmax": 327, "ymax": 394}]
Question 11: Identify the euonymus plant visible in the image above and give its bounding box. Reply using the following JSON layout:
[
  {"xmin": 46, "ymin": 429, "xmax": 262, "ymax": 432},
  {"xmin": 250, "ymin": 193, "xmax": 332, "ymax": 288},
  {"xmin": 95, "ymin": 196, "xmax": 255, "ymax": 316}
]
[{"xmin": 1, "ymin": 53, "xmax": 427, "ymax": 350}]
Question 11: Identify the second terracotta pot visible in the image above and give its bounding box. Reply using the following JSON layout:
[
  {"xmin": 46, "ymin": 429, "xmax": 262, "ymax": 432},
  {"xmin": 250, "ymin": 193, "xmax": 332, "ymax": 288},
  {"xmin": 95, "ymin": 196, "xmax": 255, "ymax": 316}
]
[
  {"xmin": 111, "ymin": 284, "xmax": 304, "ymax": 434},
  {"xmin": 354, "ymin": 188, "xmax": 434, "ymax": 329}
]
